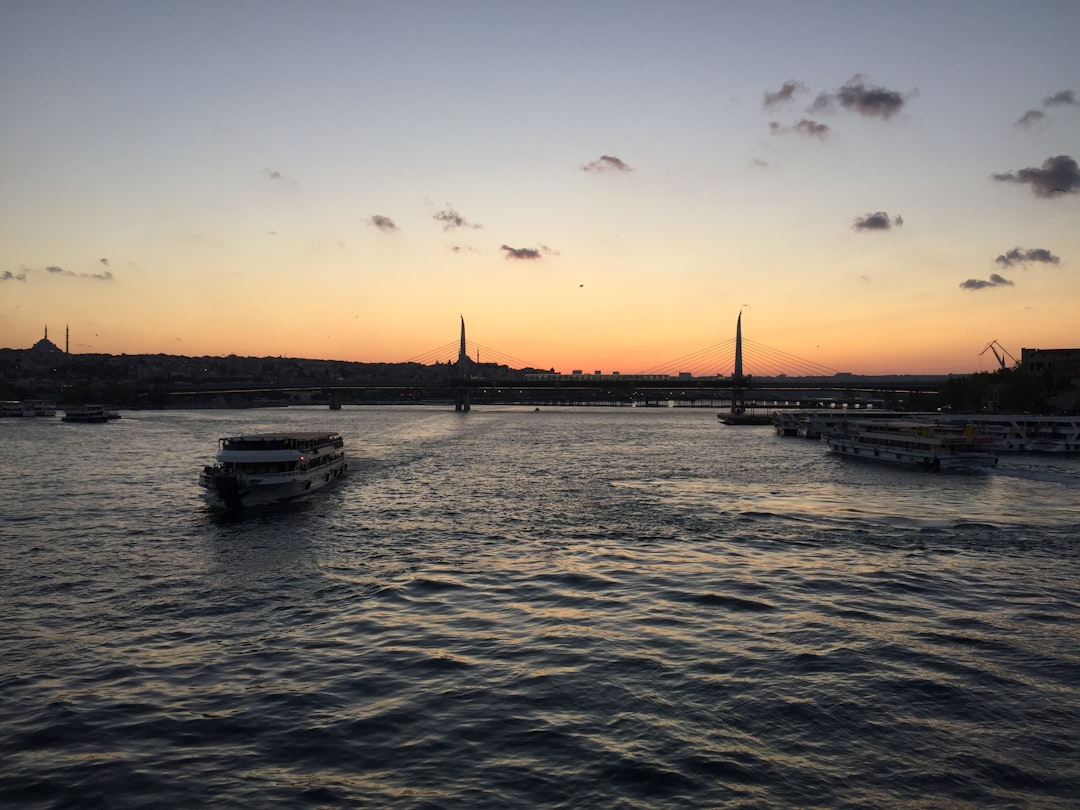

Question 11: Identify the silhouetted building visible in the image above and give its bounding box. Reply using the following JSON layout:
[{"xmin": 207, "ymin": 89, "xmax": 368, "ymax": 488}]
[
  {"xmin": 30, "ymin": 326, "xmax": 64, "ymax": 355},
  {"xmin": 1022, "ymin": 347, "xmax": 1080, "ymax": 412},
  {"xmin": 1022, "ymin": 347, "xmax": 1080, "ymax": 388}
]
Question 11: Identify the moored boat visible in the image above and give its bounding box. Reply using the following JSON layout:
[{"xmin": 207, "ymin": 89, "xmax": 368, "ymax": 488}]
[
  {"xmin": 824, "ymin": 420, "xmax": 997, "ymax": 472},
  {"xmin": 772, "ymin": 411, "xmax": 801, "ymax": 436},
  {"xmin": 1, "ymin": 399, "xmax": 58, "ymax": 417},
  {"xmin": 198, "ymin": 431, "xmax": 347, "ymax": 509},
  {"xmin": 938, "ymin": 414, "xmax": 1080, "ymax": 453},
  {"xmin": 772, "ymin": 409, "xmax": 1080, "ymax": 453}
]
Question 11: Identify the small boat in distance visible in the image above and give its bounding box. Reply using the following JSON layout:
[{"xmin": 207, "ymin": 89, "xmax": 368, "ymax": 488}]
[
  {"xmin": 62, "ymin": 404, "xmax": 111, "ymax": 423},
  {"xmin": 719, "ymin": 412, "xmax": 773, "ymax": 425},
  {"xmin": 824, "ymin": 420, "xmax": 998, "ymax": 472},
  {"xmin": 199, "ymin": 431, "xmax": 347, "ymax": 509}
]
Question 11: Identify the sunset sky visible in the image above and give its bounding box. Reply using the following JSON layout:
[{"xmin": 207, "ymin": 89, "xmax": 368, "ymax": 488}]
[{"xmin": 2, "ymin": 1, "xmax": 1078, "ymax": 375}]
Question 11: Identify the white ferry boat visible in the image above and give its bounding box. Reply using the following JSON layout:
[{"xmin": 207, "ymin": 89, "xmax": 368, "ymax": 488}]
[
  {"xmin": 824, "ymin": 420, "xmax": 998, "ymax": 472},
  {"xmin": 781, "ymin": 410, "xmax": 1080, "ymax": 453},
  {"xmin": 935, "ymin": 414, "xmax": 1080, "ymax": 454},
  {"xmin": 773, "ymin": 409, "xmax": 910, "ymax": 439},
  {"xmin": 199, "ymin": 431, "xmax": 347, "ymax": 509}
]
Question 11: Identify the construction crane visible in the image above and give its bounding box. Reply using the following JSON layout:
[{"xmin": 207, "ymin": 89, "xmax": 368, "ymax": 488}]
[{"xmin": 980, "ymin": 340, "xmax": 1018, "ymax": 370}]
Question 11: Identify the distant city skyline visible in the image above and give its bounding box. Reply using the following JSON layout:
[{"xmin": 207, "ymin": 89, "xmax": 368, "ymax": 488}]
[
  {"xmin": 7, "ymin": 318, "xmax": 1058, "ymax": 383},
  {"xmin": 2, "ymin": 2, "xmax": 1078, "ymax": 375}
]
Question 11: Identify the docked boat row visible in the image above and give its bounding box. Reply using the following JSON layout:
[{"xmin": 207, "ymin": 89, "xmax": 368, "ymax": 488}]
[
  {"xmin": 945, "ymin": 414, "xmax": 1080, "ymax": 453},
  {"xmin": 1, "ymin": 399, "xmax": 57, "ymax": 417},
  {"xmin": 773, "ymin": 409, "xmax": 903, "ymax": 439},
  {"xmin": 2, "ymin": 401, "xmax": 120, "ymax": 422},
  {"xmin": 773, "ymin": 410, "xmax": 1080, "ymax": 453},
  {"xmin": 199, "ymin": 431, "xmax": 348, "ymax": 510}
]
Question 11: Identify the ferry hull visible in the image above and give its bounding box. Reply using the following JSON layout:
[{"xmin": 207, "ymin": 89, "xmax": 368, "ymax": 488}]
[
  {"xmin": 199, "ymin": 459, "xmax": 348, "ymax": 509},
  {"xmin": 825, "ymin": 438, "xmax": 996, "ymax": 472}
]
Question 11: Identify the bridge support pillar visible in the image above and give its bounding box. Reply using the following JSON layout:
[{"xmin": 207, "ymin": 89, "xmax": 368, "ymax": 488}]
[
  {"xmin": 730, "ymin": 376, "xmax": 747, "ymax": 415},
  {"xmin": 730, "ymin": 390, "xmax": 744, "ymax": 415},
  {"xmin": 454, "ymin": 386, "xmax": 471, "ymax": 412}
]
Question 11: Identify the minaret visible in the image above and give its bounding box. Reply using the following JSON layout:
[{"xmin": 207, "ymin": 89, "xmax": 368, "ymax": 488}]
[{"xmin": 66, "ymin": 324, "xmax": 70, "ymax": 354}]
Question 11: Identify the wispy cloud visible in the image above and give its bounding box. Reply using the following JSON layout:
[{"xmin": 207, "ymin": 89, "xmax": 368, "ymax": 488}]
[
  {"xmin": 763, "ymin": 80, "xmax": 807, "ymax": 107},
  {"xmin": 1043, "ymin": 89, "xmax": 1078, "ymax": 108},
  {"xmin": 1015, "ymin": 89, "xmax": 1077, "ymax": 126},
  {"xmin": 434, "ymin": 206, "xmax": 481, "ymax": 231},
  {"xmin": 852, "ymin": 212, "xmax": 903, "ymax": 231},
  {"xmin": 811, "ymin": 75, "xmax": 908, "ymax": 119},
  {"xmin": 501, "ymin": 244, "xmax": 542, "ymax": 260},
  {"xmin": 6, "ymin": 264, "xmax": 116, "ymax": 282},
  {"xmin": 265, "ymin": 168, "xmax": 284, "ymax": 180},
  {"xmin": 960, "ymin": 273, "xmax": 1014, "ymax": 291},
  {"xmin": 769, "ymin": 119, "xmax": 830, "ymax": 139},
  {"xmin": 992, "ymin": 154, "xmax": 1079, "ymax": 197},
  {"xmin": 1015, "ymin": 109, "xmax": 1046, "ymax": 127},
  {"xmin": 582, "ymin": 155, "xmax": 633, "ymax": 173},
  {"xmin": 369, "ymin": 214, "xmax": 399, "ymax": 233},
  {"xmin": 45, "ymin": 265, "xmax": 114, "ymax": 281},
  {"xmin": 994, "ymin": 247, "xmax": 1061, "ymax": 268}
]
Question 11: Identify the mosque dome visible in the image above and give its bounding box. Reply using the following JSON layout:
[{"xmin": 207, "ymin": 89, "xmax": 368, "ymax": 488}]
[{"xmin": 29, "ymin": 326, "xmax": 64, "ymax": 354}]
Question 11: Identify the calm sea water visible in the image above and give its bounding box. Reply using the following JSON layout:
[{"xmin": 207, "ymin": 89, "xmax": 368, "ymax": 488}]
[{"xmin": 2, "ymin": 406, "xmax": 1078, "ymax": 809}]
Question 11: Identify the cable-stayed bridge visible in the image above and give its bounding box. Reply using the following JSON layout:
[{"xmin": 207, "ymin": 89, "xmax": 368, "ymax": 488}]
[
  {"xmin": 410, "ymin": 315, "xmax": 839, "ymax": 380},
  {"xmin": 410, "ymin": 335, "xmax": 838, "ymax": 379},
  {"xmin": 169, "ymin": 314, "xmax": 951, "ymax": 411},
  {"xmin": 437, "ymin": 314, "xmax": 945, "ymax": 413},
  {"xmin": 638, "ymin": 337, "xmax": 840, "ymax": 380}
]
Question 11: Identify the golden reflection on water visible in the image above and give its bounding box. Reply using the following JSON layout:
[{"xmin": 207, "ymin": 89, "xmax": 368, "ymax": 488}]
[{"xmin": 613, "ymin": 472, "xmax": 1078, "ymax": 529}]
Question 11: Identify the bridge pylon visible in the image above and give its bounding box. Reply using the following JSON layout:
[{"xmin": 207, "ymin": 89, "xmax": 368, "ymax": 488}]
[
  {"xmin": 454, "ymin": 315, "xmax": 471, "ymax": 411},
  {"xmin": 730, "ymin": 311, "xmax": 748, "ymax": 415}
]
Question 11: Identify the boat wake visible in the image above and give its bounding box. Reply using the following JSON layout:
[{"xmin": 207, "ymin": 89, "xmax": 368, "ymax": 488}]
[{"xmin": 989, "ymin": 462, "xmax": 1080, "ymax": 486}]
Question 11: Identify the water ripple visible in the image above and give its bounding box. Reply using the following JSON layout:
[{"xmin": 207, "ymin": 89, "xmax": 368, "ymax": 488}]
[{"xmin": 1, "ymin": 408, "xmax": 1078, "ymax": 808}]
